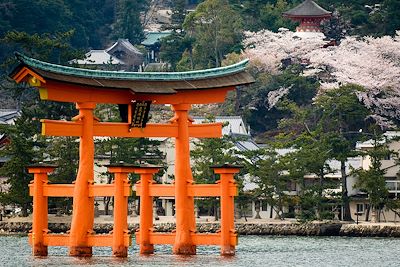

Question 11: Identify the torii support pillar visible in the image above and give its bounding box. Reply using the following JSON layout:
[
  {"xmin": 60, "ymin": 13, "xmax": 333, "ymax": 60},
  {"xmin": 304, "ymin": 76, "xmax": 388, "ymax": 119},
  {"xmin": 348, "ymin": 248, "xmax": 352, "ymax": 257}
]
[
  {"xmin": 107, "ymin": 164, "xmax": 133, "ymax": 257},
  {"xmin": 172, "ymin": 104, "xmax": 196, "ymax": 255},
  {"xmin": 135, "ymin": 166, "xmax": 161, "ymax": 254},
  {"xmin": 212, "ymin": 164, "xmax": 241, "ymax": 256},
  {"xmin": 69, "ymin": 102, "xmax": 96, "ymax": 257},
  {"xmin": 28, "ymin": 164, "xmax": 56, "ymax": 256}
]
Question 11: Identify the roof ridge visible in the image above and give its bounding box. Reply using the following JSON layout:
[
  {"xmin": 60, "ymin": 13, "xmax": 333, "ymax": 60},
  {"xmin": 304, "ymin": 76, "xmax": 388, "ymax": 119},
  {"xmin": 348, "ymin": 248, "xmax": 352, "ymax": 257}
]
[{"xmin": 15, "ymin": 52, "xmax": 250, "ymax": 81}]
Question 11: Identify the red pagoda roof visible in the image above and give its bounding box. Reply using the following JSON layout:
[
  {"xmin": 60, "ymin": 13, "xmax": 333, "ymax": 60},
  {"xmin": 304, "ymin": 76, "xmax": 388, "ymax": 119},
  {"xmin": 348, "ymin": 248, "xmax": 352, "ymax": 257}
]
[{"xmin": 283, "ymin": 0, "xmax": 331, "ymax": 18}]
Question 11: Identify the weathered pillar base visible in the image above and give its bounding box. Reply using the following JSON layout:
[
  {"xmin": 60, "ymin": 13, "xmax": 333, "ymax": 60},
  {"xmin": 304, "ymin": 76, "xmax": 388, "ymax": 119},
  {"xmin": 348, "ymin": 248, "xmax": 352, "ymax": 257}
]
[
  {"xmin": 221, "ymin": 245, "xmax": 235, "ymax": 256},
  {"xmin": 112, "ymin": 247, "xmax": 128, "ymax": 257},
  {"xmin": 33, "ymin": 244, "xmax": 48, "ymax": 256},
  {"xmin": 172, "ymin": 244, "xmax": 196, "ymax": 255},
  {"xmin": 69, "ymin": 246, "xmax": 92, "ymax": 257},
  {"xmin": 140, "ymin": 243, "xmax": 154, "ymax": 254}
]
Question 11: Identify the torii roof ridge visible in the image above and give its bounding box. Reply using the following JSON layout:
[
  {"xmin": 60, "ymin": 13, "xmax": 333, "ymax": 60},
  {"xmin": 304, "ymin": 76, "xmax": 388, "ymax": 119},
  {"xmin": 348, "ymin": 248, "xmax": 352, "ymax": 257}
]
[{"xmin": 15, "ymin": 52, "xmax": 250, "ymax": 81}]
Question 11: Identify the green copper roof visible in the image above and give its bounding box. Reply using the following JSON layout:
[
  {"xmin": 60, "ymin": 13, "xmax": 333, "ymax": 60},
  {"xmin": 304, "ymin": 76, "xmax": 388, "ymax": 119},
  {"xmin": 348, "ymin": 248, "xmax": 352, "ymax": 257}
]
[
  {"xmin": 15, "ymin": 52, "xmax": 250, "ymax": 81},
  {"xmin": 141, "ymin": 32, "xmax": 172, "ymax": 46}
]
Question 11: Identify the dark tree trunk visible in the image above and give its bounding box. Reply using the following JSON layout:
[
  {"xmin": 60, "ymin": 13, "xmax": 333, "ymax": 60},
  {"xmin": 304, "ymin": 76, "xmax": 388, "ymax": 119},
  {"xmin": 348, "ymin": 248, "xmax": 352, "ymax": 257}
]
[
  {"xmin": 22, "ymin": 203, "xmax": 29, "ymax": 217},
  {"xmin": 214, "ymin": 200, "xmax": 219, "ymax": 221},
  {"xmin": 341, "ymin": 160, "xmax": 352, "ymax": 221},
  {"xmin": 365, "ymin": 204, "xmax": 370, "ymax": 221}
]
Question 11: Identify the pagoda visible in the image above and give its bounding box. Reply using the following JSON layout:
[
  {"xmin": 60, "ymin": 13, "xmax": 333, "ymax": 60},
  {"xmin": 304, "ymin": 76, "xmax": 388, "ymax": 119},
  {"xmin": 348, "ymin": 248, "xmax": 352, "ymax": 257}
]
[{"xmin": 283, "ymin": 0, "xmax": 332, "ymax": 37}]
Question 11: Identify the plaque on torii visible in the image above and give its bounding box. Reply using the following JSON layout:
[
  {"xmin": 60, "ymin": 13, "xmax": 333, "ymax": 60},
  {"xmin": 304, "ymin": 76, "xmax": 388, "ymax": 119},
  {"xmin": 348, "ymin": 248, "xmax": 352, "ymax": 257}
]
[{"xmin": 10, "ymin": 53, "xmax": 254, "ymax": 257}]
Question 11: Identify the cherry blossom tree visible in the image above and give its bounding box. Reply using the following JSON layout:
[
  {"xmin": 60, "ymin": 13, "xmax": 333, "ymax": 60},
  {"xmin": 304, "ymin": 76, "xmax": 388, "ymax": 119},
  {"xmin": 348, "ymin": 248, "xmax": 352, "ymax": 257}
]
[{"xmin": 242, "ymin": 29, "xmax": 400, "ymax": 126}]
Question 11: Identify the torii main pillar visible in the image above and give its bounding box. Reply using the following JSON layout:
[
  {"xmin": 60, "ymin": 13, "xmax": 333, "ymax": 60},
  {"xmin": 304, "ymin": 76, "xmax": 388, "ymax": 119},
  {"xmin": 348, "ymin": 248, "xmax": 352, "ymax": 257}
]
[
  {"xmin": 69, "ymin": 102, "xmax": 96, "ymax": 256},
  {"xmin": 172, "ymin": 104, "xmax": 196, "ymax": 254}
]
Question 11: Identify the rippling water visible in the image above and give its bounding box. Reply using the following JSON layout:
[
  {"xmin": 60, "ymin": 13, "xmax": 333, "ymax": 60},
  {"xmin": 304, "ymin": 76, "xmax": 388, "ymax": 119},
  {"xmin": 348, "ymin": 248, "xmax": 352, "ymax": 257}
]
[{"xmin": 1, "ymin": 235, "xmax": 399, "ymax": 267}]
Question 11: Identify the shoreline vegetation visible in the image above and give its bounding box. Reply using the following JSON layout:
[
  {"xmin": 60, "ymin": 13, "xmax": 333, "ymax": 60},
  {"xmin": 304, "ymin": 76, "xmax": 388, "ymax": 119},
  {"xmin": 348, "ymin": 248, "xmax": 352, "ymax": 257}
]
[{"xmin": 2, "ymin": 217, "xmax": 400, "ymax": 237}]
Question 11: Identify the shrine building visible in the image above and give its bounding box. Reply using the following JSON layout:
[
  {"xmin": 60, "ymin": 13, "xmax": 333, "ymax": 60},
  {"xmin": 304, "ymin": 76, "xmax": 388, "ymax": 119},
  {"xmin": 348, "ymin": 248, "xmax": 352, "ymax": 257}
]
[{"xmin": 283, "ymin": 0, "xmax": 332, "ymax": 38}]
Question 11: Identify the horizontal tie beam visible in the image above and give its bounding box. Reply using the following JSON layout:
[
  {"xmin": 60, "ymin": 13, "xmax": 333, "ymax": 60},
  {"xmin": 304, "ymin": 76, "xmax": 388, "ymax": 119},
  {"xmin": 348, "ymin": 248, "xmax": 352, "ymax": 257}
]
[
  {"xmin": 134, "ymin": 232, "xmax": 238, "ymax": 246},
  {"xmin": 41, "ymin": 120, "xmax": 222, "ymax": 138},
  {"xmin": 29, "ymin": 233, "xmax": 131, "ymax": 247},
  {"xmin": 29, "ymin": 183, "xmax": 131, "ymax": 197},
  {"xmin": 135, "ymin": 183, "xmax": 238, "ymax": 197}
]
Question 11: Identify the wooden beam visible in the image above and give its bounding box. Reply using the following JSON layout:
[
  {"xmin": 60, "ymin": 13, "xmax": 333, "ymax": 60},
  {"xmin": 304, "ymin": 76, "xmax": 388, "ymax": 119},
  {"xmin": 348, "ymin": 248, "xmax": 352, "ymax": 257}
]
[
  {"xmin": 134, "ymin": 87, "xmax": 233, "ymax": 105},
  {"xmin": 33, "ymin": 233, "xmax": 131, "ymax": 247},
  {"xmin": 135, "ymin": 232, "xmax": 237, "ymax": 246},
  {"xmin": 135, "ymin": 184, "xmax": 237, "ymax": 197},
  {"xmin": 12, "ymin": 67, "xmax": 46, "ymax": 84},
  {"xmin": 29, "ymin": 184, "xmax": 131, "ymax": 197},
  {"xmin": 39, "ymin": 80, "xmax": 232, "ymax": 105},
  {"xmin": 188, "ymin": 123, "xmax": 222, "ymax": 138},
  {"xmin": 41, "ymin": 120, "xmax": 222, "ymax": 138},
  {"xmin": 42, "ymin": 80, "xmax": 133, "ymax": 103}
]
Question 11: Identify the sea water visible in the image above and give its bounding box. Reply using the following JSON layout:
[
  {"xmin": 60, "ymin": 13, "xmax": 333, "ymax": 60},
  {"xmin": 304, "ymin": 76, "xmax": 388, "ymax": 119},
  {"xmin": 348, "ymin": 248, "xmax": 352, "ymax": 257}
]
[{"xmin": 0, "ymin": 235, "xmax": 399, "ymax": 266}]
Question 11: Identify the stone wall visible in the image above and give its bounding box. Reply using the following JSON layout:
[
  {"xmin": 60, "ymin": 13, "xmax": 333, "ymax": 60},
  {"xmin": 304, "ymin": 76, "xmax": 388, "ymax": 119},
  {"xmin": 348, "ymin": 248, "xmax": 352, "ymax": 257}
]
[{"xmin": 2, "ymin": 221, "xmax": 400, "ymax": 237}]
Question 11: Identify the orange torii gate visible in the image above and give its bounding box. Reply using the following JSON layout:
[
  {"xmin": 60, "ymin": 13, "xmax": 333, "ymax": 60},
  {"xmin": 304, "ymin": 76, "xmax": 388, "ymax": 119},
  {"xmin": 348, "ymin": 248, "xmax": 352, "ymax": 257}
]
[{"xmin": 10, "ymin": 53, "xmax": 254, "ymax": 257}]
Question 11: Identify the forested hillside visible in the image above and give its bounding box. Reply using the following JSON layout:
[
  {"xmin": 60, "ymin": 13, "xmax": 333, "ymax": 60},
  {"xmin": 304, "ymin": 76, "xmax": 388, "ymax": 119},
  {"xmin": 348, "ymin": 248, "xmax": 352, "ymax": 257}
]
[
  {"xmin": 1, "ymin": 0, "xmax": 400, "ymax": 133},
  {"xmin": 1, "ymin": 0, "xmax": 400, "ymax": 220}
]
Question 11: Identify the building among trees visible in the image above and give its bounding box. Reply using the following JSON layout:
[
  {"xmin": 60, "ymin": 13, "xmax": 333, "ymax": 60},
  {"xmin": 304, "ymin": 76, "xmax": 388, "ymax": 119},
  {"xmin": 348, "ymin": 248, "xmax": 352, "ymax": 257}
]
[
  {"xmin": 70, "ymin": 39, "xmax": 144, "ymax": 71},
  {"xmin": 282, "ymin": 0, "xmax": 332, "ymax": 38}
]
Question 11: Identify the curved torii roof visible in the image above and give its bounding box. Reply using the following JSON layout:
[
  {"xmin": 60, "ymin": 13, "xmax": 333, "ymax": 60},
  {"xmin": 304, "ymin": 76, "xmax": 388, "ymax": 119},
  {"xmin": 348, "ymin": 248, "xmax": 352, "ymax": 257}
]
[
  {"xmin": 11, "ymin": 53, "xmax": 254, "ymax": 94},
  {"xmin": 283, "ymin": 0, "xmax": 331, "ymax": 18}
]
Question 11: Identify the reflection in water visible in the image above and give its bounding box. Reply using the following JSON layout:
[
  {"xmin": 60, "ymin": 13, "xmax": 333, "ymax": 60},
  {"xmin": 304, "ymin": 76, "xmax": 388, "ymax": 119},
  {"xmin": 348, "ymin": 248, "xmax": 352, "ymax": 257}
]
[{"xmin": 1, "ymin": 236, "xmax": 400, "ymax": 267}]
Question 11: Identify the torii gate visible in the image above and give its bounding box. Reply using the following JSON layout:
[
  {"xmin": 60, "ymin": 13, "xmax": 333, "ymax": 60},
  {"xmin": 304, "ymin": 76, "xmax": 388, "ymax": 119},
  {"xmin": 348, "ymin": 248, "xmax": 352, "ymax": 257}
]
[{"xmin": 10, "ymin": 53, "xmax": 254, "ymax": 257}]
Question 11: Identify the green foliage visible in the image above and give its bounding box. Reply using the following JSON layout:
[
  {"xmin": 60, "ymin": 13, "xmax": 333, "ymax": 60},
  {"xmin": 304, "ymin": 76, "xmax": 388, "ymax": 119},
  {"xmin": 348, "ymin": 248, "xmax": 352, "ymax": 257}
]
[
  {"xmin": 192, "ymin": 136, "xmax": 237, "ymax": 184},
  {"xmin": 191, "ymin": 117, "xmax": 241, "ymax": 219},
  {"xmin": 0, "ymin": 0, "xmax": 115, "ymax": 49},
  {"xmin": 0, "ymin": 31, "xmax": 79, "ymax": 215},
  {"xmin": 0, "ymin": 109, "xmax": 39, "ymax": 216},
  {"xmin": 160, "ymin": 33, "xmax": 194, "ymax": 71},
  {"xmin": 170, "ymin": 0, "xmax": 187, "ymax": 30},
  {"xmin": 0, "ymin": 30, "xmax": 82, "ymax": 77},
  {"xmin": 183, "ymin": 0, "xmax": 243, "ymax": 68},
  {"xmin": 260, "ymin": 0, "xmax": 297, "ymax": 32},
  {"xmin": 243, "ymin": 147, "xmax": 298, "ymax": 219},
  {"xmin": 244, "ymin": 66, "xmax": 319, "ymax": 136},
  {"xmin": 353, "ymin": 135, "xmax": 391, "ymax": 212},
  {"xmin": 113, "ymin": 0, "xmax": 148, "ymax": 44}
]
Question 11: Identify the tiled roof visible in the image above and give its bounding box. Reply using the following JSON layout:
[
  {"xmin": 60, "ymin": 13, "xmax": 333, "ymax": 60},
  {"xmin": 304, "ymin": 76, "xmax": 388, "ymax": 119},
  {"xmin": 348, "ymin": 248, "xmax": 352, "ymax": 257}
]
[
  {"xmin": 12, "ymin": 53, "xmax": 254, "ymax": 93},
  {"xmin": 283, "ymin": 0, "xmax": 331, "ymax": 17},
  {"xmin": 141, "ymin": 32, "xmax": 172, "ymax": 46},
  {"xmin": 70, "ymin": 50, "xmax": 124, "ymax": 65},
  {"xmin": 0, "ymin": 109, "xmax": 19, "ymax": 124},
  {"xmin": 106, "ymin": 39, "xmax": 143, "ymax": 55}
]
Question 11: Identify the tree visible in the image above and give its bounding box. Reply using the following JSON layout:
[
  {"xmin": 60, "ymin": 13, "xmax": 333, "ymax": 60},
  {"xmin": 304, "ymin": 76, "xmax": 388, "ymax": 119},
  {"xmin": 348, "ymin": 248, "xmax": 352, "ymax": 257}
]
[
  {"xmin": 353, "ymin": 134, "xmax": 391, "ymax": 222},
  {"xmin": 242, "ymin": 29, "xmax": 400, "ymax": 127},
  {"xmin": 113, "ymin": 0, "xmax": 148, "ymax": 44},
  {"xmin": 183, "ymin": 0, "xmax": 243, "ymax": 68},
  {"xmin": 291, "ymin": 132, "xmax": 336, "ymax": 221},
  {"xmin": 259, "ymin": 0, "xmax": 297, "ymax": 32},
  {"xmin": 191, "ymin": 119, "xmax": 239, "ymax": 220},
  {"xmin": 0, "ymin": 109, "xmax": 39, "ymax": 216},
  {"xmin": 170, "ymin": 0, "xmax": 187, "ymax": 30},
  {"xmin": 276, "ymin": 84, "xmax": 387, "ymax": 221},
  {"xmin": 0, "ymin": 31, "xmax": 79, "ymax": 216},
  {"xmin": 314, "ymin": 85, "xmax": 371, "ymax": 221},
  {"xmin": 243, "ymin": 65, "xmax": 319, "ymax": 136},
  {"xmin": 243, "ymin": 147, "xmax": 298, "ymax": 220},
  {"xmin": 160, "ymin": 33, "xmax": 194, "ymax": 71}
]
